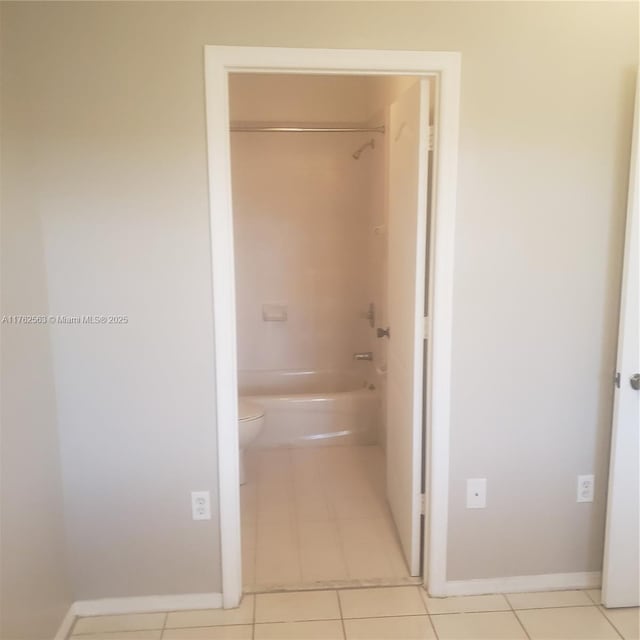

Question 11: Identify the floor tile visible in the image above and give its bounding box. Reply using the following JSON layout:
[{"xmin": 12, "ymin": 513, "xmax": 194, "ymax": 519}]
[
  {"xmin": 254, "ymin": 620, "xmax": 345, "ymax": 639},
  {"xmin": 337, "ymin": 519, "xmax": 397, "ymax": 579},
  {"xmin": 294, "ymin": 483, "xmax": 332, "ymax": 522},
  {"xmin": 339, "ymin": 586, "xmax": 426, "ymax": 619},
  {"xmin": 255, "ymin": 590, "xmax": 341, "ymax": 623},
  {"xmin": 298, "ymin": 521, "xmax": 348, "ymax": 582},
  {"xmin": 71, "ymin": 632, "xmax": 161, "ymax": 640},
  {"xmin": 423, "ymin": 593, "xmax": 510, "ymax": 614},
  {"xmin": 517, "ymin": 605, "xmax": 620, "ymax": 639},
  {"xmin": 162, "ymin": 625, "xmax": 253, "ymax": 640},
  {"xmin": 586, "ymin": 589, "xmax": 602, "ymax": 605},
  {"xmin": 246, "ymin": 445, "xmax": 407, "ymax": 588},
  {"xmin": 257, "ymin": 484, "xmax": 296, "ymax": 523},
  {"xmin": 256, "ymin": 450, "xmax": 293, "ymax": 487},
  {"xmin": 507, "ymin": 590, "xmax": 593, "ymax": 610},
  {"xmin": 329, "ymin": 488, "xmax": 386, "ymax": 520},
  {"xmin": 290, "ymin": 449, "xmax": 326, "ymax": 486},
  {"xmin": 72, "ymin": 613, "xmax": 166, "ymax": 634},
  {"xmin": 256, "ymin": 519, "xmax": 297, "ymax": 547},
  {"xmin": 431, "ymin": 611, "xmax": 528, "ymax": 639},
  {"xmin": 255, "ymin": 546, "xmax": 301, "ymax": 585},
  {"xmin": 255, "ymin": 520, "xmax": 301, "ymax": 585},
  {"xmin": 165, "ymin": 596, "xmax": 254, "ymax": 628},
  {"xmin": 344, "ymin": 615, "xmax": 436, "ymax": 639},
  {"xmin": 373, "ymin": 517, "xmax": 410, "ymax": 577},
  {"xmin": 600, "ymin": 607, "xmax": 640, "ymax": 640}
]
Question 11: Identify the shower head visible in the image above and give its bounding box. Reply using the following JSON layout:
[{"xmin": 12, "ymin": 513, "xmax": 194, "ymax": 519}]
[{"xmin": 352, "ymin": 138, "xmax": 375, "ymax": 160}]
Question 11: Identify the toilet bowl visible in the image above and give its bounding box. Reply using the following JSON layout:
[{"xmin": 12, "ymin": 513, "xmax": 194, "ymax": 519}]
[{"xmin": 238, "ymin": 399, "xmax": 265, "ymax": 485}]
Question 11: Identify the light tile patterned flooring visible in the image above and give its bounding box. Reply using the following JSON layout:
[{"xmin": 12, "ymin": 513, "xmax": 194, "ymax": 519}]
[
  {"xmin": 68, "ymin": 587, "xmax": 639, "ymax": 639},
  {"xmin": 241, "ymin": 445, "xmax": 410, "ymax": 589}
]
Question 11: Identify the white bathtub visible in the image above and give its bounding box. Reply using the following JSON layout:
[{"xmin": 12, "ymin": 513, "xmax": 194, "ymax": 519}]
[{"xmin": 239, "ymin": 369, "xmax": 379, "ymax": 448}]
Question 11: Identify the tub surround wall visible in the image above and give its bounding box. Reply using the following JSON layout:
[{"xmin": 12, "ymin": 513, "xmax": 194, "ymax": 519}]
[{"xmin": 231, "ymin": 76, "xmax": 383, "ymax": 374}]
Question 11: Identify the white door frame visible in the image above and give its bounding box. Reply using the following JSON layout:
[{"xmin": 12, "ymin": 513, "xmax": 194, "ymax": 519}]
[{"xmin": 203, "ymin": 46, "xmax": 461, "ymax": 608}]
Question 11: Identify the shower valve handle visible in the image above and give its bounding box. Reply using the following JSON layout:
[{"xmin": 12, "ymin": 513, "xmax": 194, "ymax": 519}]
[{"xmin": 377, "ymin": 327, "xmax": 390, "ymax": 339}]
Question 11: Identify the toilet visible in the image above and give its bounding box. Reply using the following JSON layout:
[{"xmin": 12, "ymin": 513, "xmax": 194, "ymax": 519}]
[{"xmin": 238, "ymin": 399, "xmax": 265, "ymax": 485}]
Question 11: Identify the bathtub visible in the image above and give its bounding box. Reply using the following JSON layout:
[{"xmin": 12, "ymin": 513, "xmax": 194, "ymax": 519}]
[{"xmin": 238, "ymin": 369, "xmax": 379, "ymax": 448}]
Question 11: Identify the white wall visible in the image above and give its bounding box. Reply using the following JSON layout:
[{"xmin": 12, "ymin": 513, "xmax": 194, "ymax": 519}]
[{"xmin": 0, "ymin": 1, "xmax": 636, "ymax": 610}]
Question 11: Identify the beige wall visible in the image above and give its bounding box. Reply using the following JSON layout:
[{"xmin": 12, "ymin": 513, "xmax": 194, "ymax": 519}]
[
  {"xmin": 0, "ymin": 0, "xmax": 636, "ymax": 612},
  {"xmin": 0, "ymin": 31, "xmax": 73, "ymax": 635}
]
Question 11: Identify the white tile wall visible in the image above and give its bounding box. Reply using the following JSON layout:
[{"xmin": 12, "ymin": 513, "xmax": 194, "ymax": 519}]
[{"xmin": 231, "ymin": 131, "xmax": 384, "ymax": 375}]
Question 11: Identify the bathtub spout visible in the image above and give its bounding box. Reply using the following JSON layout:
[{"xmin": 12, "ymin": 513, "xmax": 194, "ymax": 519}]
[{"xmin": 353, "ymin": 352, "xmax": 373, "ymax": 361}]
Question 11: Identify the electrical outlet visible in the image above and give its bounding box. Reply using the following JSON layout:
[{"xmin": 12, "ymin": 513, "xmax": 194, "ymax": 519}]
[
  {"xmin": 466, "ymin": 478, "xmax": 487, "ymax": 509},
  {"xmin": 577, "ymin": 475, "xmax": 594, "ymax": 503},
  {"xmin": 191, "ymin": 491, "xmax": 211, "ymax": 520}
]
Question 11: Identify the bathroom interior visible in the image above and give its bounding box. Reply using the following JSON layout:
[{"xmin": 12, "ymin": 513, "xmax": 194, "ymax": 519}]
[{"xmin": 229, "ymin": 72, "xmax": 431, "ymax": 591}]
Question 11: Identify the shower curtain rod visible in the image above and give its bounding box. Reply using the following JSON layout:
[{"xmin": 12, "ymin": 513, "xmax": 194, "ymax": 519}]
[{"xmin": 230, "ymin": 124, "xmax": 385, "ymax": 134}]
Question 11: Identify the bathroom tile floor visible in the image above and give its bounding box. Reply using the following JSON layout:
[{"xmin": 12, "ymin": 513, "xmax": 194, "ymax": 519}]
[
  {"xmin": 241, "ymin": 445, "xmax": 412, "ymax": 590},
  {"xmin": 68, "ymin": 587, "xmax": 639, "ymax": 639}
]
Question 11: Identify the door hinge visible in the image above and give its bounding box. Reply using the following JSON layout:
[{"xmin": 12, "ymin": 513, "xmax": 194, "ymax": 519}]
[
  {"xmin": 423, "ymin": 316, "xmax": 430, "ymax": 340},
  {"xmin": 614, "ymin": 372, "xmax": 621, "ymax": 388},
  {"xmin": 420, "ymin": 494, "xmax": 426, "ymax": 516},
  {"xmin": 428, "ymin": 126, "xmax": 434, "ymax": 151}
]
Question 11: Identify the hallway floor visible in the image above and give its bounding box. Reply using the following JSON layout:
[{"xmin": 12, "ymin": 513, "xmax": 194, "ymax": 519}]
[
  {"xmin": 67, "ymin": 587, "xmax": 638, "ymax": 639},
  {"xmin": 241, "ymin": 445, "xmax": 410, "ymax": 590}
]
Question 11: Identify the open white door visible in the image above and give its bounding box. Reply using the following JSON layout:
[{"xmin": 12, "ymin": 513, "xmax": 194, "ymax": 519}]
[
  {"xmin": 602, "ymin": 74, "xmax": 640, "ymax": 609},
  {"xmin": 385, "ymin": 80, "xmax": 430, "ymax": 576}
]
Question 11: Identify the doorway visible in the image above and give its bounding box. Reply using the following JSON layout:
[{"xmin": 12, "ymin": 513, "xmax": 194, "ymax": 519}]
[
  {"xmin": 231, "ymin": 73, "xmax": 427, "ymax": 591},
  {"xmin": 204, "ymin": 46, "xmax": 461, "ymax": 608}
]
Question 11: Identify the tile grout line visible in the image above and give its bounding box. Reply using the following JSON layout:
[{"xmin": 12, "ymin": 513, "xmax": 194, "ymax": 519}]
[
  {"xmin": 426, "ymin": 608, "xmax": 441, "ymax": 640},
  {"xmin": 161, "ymin": 622, "xmax": 256, "ymax": 631},
  {"xmin": 160, "ymin": 610, "xmax": 168, "ymax": 639},
  {"xmin": 252, "ymin": 453, "xmax": 267, "ymax": 589},
  {"xmin": 506, "ymin": 591, "xmax": 532, "ymax": 640},
  {"xmin": 332, "ymin": 511, "xmax": 352, "ymax": 582},
  {"xmin": 335, "ymin": 588, "xmax": 348, "ymax": 640},
  {"xmin": 288, "ymin": 449, "xmax": 305, "ymax": 585},
  {"xmin": 595, "ymin": 605, "xmax": 626, "ymax": 640},
  {"xmin": 416, "ymin": 587, "xmax": 443, "ymax": 640},
  {"xmin": 320, "ymin": 448, "xmax": 346, "ymax": 583},
  {"xmin": 512, "ymin": 608, "xmax": 533, "ymax": 640},
  {"xmin": 509, "ymin": 603, "xmax": 602, "ymax": 612},
  {"xmin": 249, "ymin": 475, "xmax": 258, "ymax": 592},
  {"xmin": 252, "ymin": 593, "xmax": 256, "ymax": 640}
]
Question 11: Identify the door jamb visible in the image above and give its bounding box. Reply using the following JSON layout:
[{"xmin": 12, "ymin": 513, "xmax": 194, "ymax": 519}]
[{"xmin": 203, "ymin": 46, "xmax": 461, "ymax": 607}]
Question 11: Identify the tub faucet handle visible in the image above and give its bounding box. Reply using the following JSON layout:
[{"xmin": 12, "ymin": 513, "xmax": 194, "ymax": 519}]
[{"xmin": 353, "ymin": 352, "xmax": 373, "ymax": 361}]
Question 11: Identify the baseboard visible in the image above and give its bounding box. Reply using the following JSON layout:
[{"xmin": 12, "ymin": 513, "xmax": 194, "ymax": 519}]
[
  {"xmin": 73, "ymin": 592, "xmax": 223, "ymax": 617},
  {"xmin": 443, "ymin": 571, "xmax": 601, "ymax": 597},
  {"xmin": 54, "ymin": 604, "xmax": 77, "ymax": 640}
]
